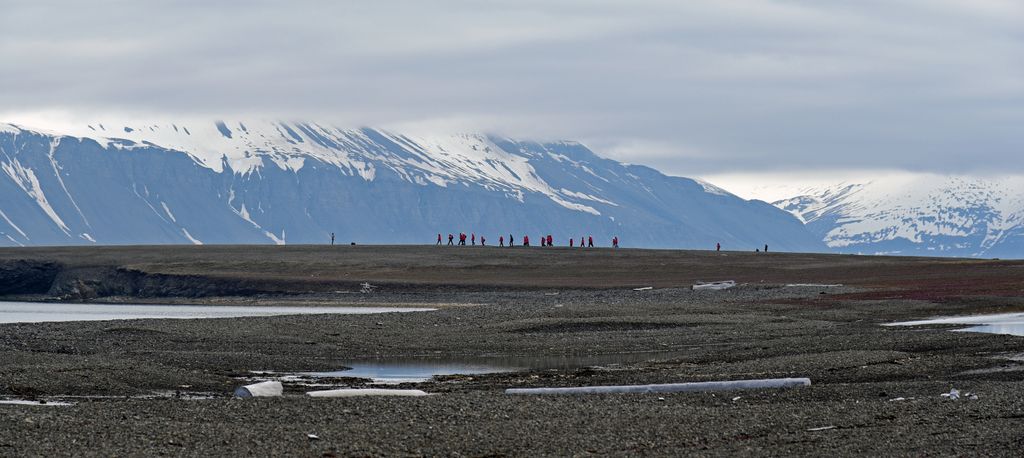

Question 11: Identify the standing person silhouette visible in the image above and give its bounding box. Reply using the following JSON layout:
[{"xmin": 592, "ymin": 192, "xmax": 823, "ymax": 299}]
[
  {"xmin": 509, "ymin": 234, "xmax": 514, "ymax": 247},
  {"xmin": 481, "ymin": 236, "xmax": 486, "ymax": 246},
  {"xmin": 716, "ymin": 242, "xmax": 720, "ymax": 251},
  {"xmin": 587, "ymin": 236, "xmax": 593, "ymax": 248},
  {"xmin": 472, "ymin": 233, "xmax": 476, "ymax": 245},
  {"xmin": 579, "ymin": 236, "xmax": 585, "ymax": 248},
  {"xmin": 436, "ymin": 233, "xmax": 442, "ymax": 245},
  {"xmin": 499, "ymin": 235, "xmax": 504, "ymax": 247},
  {"xmin": 547, "ymin": 235, "xmax": 553, "ymax": 247},
  {"xmin": 448, "ymin": 234, "xmax": 454, "ymax": 246},
  {"xmin": 523, "ymin": 235, "xmax": 530, "ymax": 246},
  {"xmin": 764, "ymin": 244, "xmax": 768, "ymax": 253},
  {"xmin": 331, "ymin": 233, "xmax": 335, "ymax": 246},
  {"xmin": 569, "ymin": 238, "xmax": 574, "ymax": 247}
]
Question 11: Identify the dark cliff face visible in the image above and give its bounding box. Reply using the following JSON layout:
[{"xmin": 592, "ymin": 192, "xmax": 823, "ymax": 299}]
[{"xmin": 0, "ymin": 124, "xmax": 824, "ymax": 251}]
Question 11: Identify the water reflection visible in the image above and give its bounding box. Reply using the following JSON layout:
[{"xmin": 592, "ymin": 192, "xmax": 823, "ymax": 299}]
[
  {"xmin": 0, "ymin": 301, "xmax": 434, "ymax": 324},
  {"xmin": 304, "ymin": 352, "xmax": 684, "ymax": 383},
  {"xmin": 888, "ymin": 312, "xmax": 1024, "ymax": 337}
]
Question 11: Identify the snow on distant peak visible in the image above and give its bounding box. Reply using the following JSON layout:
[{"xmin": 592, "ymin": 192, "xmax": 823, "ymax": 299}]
[
  {"xmin": 772, "ymin": 174, "xmax": 1024, "ymax": 256},
  {"xmin": 692, "ymin": 178, "xmax": 736, "ymax": 198}
]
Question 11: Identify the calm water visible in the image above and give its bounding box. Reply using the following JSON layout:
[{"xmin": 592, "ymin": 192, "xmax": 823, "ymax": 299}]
[
  {"xmin": 302, "ymin": 352, "xmax": 685, "ymax": 383},
  {"xmin": 888, "ymin": 312, "xmax": 1024, "ymax": 337},
  {"xmin": 0, "ymin": 301, "xmax": 435, "ymax": 324}
]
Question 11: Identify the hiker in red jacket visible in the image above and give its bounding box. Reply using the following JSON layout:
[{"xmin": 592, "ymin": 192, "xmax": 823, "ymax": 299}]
[
  {"xmin": 547, "ymin": 234, "xmax": 553, "ymax": 247},
  {"xmin": 587, "ymin": 236, "xmax": 593, "ymax": 247},
  {"xmin": 436, "ymin": 233, "xmax": 442, "ymax": 245},
  {"xmin": 471, "ymin": 233, "xmax": 476, "ymax": 245},
  {"xmin": 499, "ymin": 235, "xmax": 505, "ymax": 247},
  {"xmin": 612, "ymin": 236, "xmax": 618, "ymax": 248},
  {"xmin": 459, "ymin": 233, "xmax": 466, "ymax": 246},
  {"xmin": 523, "ymin": 235, "xmax": 530, "ymax": 246},
  {"xmin": 579, "ymin": 236, "xmax": 584, "ymax": 248}
]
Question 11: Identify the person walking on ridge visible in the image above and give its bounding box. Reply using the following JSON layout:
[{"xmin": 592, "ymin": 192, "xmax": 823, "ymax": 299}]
[
  {"xmin": 587, "ymin": 236, "xmax": 593, "ymax": 248},
  {"xmin": 499, "ymin": 235, "xmax": 504, "ymax": 247},
  {"xmin": 471, "ymin": 233, "xmax": 476, "ymax": 245},
  {"xmin": 481, "ymin": 236, "xmax": 486, "ymax": 246},
  {"xmin": 764, "ymin": 244, "xmax": 768, "ymax": 253},
  {"xmin": 523, "ymin": 235, "xmax": 530, "ymax": 247},
  {"xmin": 547, "ymin": 235, "xmax": 553, "ymax": 247},
  {"xmin": 436, "ymin": 233, "xmax": 442, "ymax": 246},
  {"xmin": 331, "ymin": 232, "xmax": 335, "ymax": 246},
  {"xmin": 569, "ymin": 238, "xmax": 574, "ymax": 247},
  {"xmin": 448, "ymin": 234, "xmax": 454, "ymax": 246},
  {"xmin": 509, "ymin": 234, "xmax": 514, "ymax": 247},
  {"xmin": 716, "ymin": 242, "xmax": 720, "ymax": 252}
]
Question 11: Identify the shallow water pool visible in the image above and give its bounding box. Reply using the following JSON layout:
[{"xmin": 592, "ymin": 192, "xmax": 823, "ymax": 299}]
[
  {"xmin": 887, "ymin": 312, "xmax": 1024, "ymax": 337},
  {"xmin": 0, "ymin": 301, "xmax": 435, "ymax": 324},
  {"xmin": 299, "ymin": 352, "xmax": 685, "ymax": 383}
]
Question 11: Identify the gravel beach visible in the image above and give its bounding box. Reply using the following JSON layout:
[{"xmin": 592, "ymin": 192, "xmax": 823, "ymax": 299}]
[{"xmin": 1, "ymin": 246, "xmax": 1023, "ymax": 456}]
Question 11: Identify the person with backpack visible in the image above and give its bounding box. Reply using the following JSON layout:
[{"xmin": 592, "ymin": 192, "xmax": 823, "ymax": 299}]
[
  {"xmin": 587, "ymin": 236, "xmax": 593, "ymax": 248},
  {"xmin": 448, "ymin": 234, "xmax": 454, "ymax": 246},
  {"xmin": 499, "ymin": 235, "xmax": 505, "ymax": 247}
]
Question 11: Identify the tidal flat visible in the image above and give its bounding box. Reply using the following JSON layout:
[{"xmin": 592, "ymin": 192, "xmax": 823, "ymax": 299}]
[{"xmin": 1, "ymin": 245, "xmax": 1023, "ymax": 456}]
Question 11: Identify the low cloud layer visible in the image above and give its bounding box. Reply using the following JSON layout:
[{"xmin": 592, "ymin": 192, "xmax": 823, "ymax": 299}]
[{"xmin": 2, "ymin": 0, "xmax": 1021, "ymax": 176}]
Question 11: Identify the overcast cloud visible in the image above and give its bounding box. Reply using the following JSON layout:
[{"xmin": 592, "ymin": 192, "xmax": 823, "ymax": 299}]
[{"xmin": 1, "ymin": 0, "xmax": 1021, "ymax": 177}]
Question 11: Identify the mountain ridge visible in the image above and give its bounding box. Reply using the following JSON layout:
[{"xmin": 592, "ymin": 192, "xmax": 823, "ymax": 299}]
[
  {"xmin": 772, "ymin": 175, "xmax": 1024, "ymax": 257},
  {"xmin": 0, "ymin": 120, "xmax": 823, "ymax": 251}
]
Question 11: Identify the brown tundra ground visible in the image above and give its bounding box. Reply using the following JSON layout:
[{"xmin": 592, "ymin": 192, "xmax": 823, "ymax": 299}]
[{"xmin": 1, "ymin": 245, "xmax": 1023, "ymax": 456}]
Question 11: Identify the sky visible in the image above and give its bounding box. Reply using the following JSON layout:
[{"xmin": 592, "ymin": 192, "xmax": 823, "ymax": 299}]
[{"xmin": 1, "ymin": 0, "xmax": 1021, "ymax": 193}]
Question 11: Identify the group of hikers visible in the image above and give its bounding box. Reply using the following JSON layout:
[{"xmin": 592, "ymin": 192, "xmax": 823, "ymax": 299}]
[
  {"xmin": 332, "ymin": 231, "xmax": 766, "ymax": 252},
  {"xmin": 438, "ymin": 233, "xmax": 620, "ymax": 248}
]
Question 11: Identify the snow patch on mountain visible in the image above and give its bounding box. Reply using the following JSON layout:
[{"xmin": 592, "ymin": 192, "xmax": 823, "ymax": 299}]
[
  {"xmin": 0, "ymin": 158, "xmax": 69, "ymax": 233},
  {"xmin": 773, "ymin": 174, "xmax": 1024, "ymax": 257}
]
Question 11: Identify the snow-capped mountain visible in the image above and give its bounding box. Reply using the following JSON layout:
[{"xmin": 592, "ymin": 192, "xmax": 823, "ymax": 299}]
[
  {"xmin": 773, "ymin": 175, "xmax": 1024, "ymax": 257},
  {"xmin": 0, "ymin": 121, "xmax": 823, "ymax": 250}
]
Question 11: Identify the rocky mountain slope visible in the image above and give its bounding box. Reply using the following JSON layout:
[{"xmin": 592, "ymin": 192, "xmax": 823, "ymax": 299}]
[{"xmin": 0, "ymin": 121, "xmax": 822, "ymax": 250}]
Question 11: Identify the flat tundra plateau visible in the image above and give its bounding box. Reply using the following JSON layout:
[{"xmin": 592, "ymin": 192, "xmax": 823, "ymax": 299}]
[{"xmin": 1, "ymin": 245, "xmax": 1024, "ymax": 456}]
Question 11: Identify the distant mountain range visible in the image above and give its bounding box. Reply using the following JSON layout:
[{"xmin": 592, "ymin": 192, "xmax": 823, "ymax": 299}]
[
  {"xmin": 0, "ymin": 121, "xmax": 822, "ymax": 251},
  {"xmin": 772, "ymin": 175, "xmax": 1024, "ymax": 258}
]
